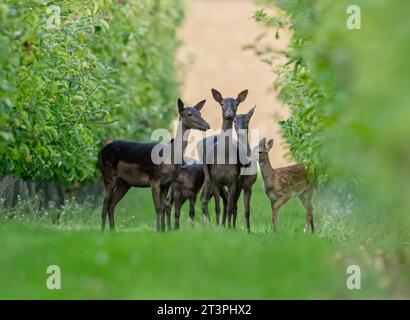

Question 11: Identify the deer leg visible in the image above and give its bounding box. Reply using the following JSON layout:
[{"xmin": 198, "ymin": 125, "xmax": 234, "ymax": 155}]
[
  {"xmin": 222, "ymin": 185, "xmax": 240, "ymax": 227},
  {"xmin": 271, "ymin": 195, "xmax": 291, "ymax": 232},
  {"xmin": 108, "ymin": 180, "xmax": 131, "ymax": 231},
  {"xmin": 201, "ymin": 164, "xmax": 212, "ymax": 221},
  {"xmin": 165, "ymin": 185, "xmax": 175, "ymax": 231},
  {"xmin": 220, "ymin": 186, "xmax": 228, "ymax": 226},
  {"xmin": 203, "ymin": 163, "xmax": 211, "ymax": 182},
  {"xmin": 232, "ymin": 185, "xmax": 240, "ymax": 229},
  {"xmin": 243, "ymin": 188, "xmax": 252, "ymax": 232},
  {"xmin": 160, "ymin": 185, "xmax": 169, "ymax": 232},
  {"xmin": 270, "ymin": 200, "xmax": 279, "ymax": 232},
  {"xmin": 174, "ymin": 193, "xmax": 184, "ymax": 230},
  {"xmin": 300, "ymin": 190, "xmax": 314, "ymax": 234},
  {"xmin": 233, "ymin": 180, "xmax": 242, "ymax": 228},
  {"xmin": 227, "ymin": 183, "xmax": 238, "ymax": 228},
  {"xmin": 213, "ymin": 185, "xmax": 221, "ymax": 225},
  {"xmin": 101, "ymin": 179, "xmax": 115, "ymax": 232},
  {"xmin": 233, "ymin": 183, "xmax": 242, "ymax": 228},
  {"xmin": 200, "ymin": 179, "xmax": 212, "ymax": 222},
  {"xmin": 151, "ymin": 182, "xmax": 162, "ymax": 232},
  {"xmin": 189, "ymin": 196, "xmax": 196, "ymax": 223}
]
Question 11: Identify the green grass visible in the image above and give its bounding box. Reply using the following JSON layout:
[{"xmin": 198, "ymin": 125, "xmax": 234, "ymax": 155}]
[{"xmin": 0, "ymin": 179, "xmax": 402, "ymax": 299}]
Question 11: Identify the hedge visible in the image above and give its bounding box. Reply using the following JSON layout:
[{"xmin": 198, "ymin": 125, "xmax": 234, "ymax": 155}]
[
  {"xmin": 0, "ymin": 0, "xmax": 184, "ymax": 185},
  {"xmin": 254, "ymin": 0, "xmax": 410, "ymax": 236}
]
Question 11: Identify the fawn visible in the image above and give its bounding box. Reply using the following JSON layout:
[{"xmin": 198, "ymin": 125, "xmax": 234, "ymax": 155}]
[
  {"xmin": 257, "ymin": 138, "xmax": 314, "ymax": 233},
  {"xmin": 165, "ymin": 157, "xmax": 229, "ymax": 230},
  {"xmin": 197, "ymin": 88, "xmax": 248, "ymax": 226},
  {"xmin": 232, "ymin": 106, "xmax": 257, "ymax": 232},
  {"xmin": 98, "ymin": 99, "xmax": 209, "ymax": 231},
  {"xmin": 164, "ymin": 158, "xmax": 204, "ymax": 229}
]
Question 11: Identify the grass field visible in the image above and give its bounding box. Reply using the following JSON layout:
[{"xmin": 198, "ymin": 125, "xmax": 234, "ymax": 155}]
[{"xmin": 0, "ymin": 178, "xmax": 404, "ymax": 299}]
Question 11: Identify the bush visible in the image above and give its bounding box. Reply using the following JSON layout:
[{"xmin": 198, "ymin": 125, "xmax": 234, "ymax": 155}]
[
  {"xmin": 253, "ymin": 0, "xmax": 410, "ymax": 239},
  {"xmin": 0, "ymin": 0, "xmax": 184, "ymax": 185}
]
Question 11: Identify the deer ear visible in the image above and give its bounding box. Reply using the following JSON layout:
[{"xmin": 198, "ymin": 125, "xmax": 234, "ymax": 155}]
[
  {"xmin": 247, "ymin": 105, "xmax": 256, "ymax": 119},
  {"xmin": 259, "ymin": 138, "xmax": 267, "ymax": 147},
  {"xmin": 194, "ymin": 99, "xmax": 206, "ymax": 111},
  {"xmin": 266, "ymin": 139, "xmax": 274, "ymax": 150},
  {"xmin": 178, "ymin": 98, "xmax": 184, "ymax": 113},
  {"xmin": 211, "ymin": 88, "xmax": 223, "ymax": 103},
  {"xmin": 236, "ymin": 89, "xmax": 249, "ymax": 104}
]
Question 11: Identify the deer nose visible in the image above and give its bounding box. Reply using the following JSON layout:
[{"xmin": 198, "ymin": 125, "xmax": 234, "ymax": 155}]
[{"xmin": 205, "ymin": 123, "xmax": 210, "ymax": 130}]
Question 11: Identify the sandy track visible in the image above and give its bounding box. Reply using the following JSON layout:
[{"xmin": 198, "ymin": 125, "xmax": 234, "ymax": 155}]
[{"xmin": 176, "ymin": 0, "xmax": 292, "ymax": 167}]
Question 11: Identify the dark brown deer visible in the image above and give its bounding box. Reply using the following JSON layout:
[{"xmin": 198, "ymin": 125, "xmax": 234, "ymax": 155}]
[
  {"xmin": 257, "ymin": 138, "xmax": 314, "ymax": 233},
  {"xmin": 98, "ymin": 99, "xmax": 209, "ymax": 231},
  {"xmin": 164, "ymin": 157, "xmax": 231, "ymax": 230},
  {"xmin": 197, "ymin": 88, "xmax": 248, "ymax": 225},
  {"xmin": 232, "ymin": 106, "xmax": 257, "ymax": 232},
  {"xmin": 164, "ymin": 158, "xmax": 230, "ymax": 230},
  {"xmin": 164, "ymin": 158, "xmax": 204, "ymax": 230}
]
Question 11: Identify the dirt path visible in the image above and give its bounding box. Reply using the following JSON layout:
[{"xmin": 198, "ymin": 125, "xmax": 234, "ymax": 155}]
[{"xmin": 176, "ymin": 0, "xmax": 292, "ymax": 167}]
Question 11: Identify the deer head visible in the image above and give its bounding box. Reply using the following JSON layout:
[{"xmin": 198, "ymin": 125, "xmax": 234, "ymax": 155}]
[
  {"xmin": 211, "ymin": 88, "xmax": 248, "ymax": 120},
  {"xmin": 178, "ymin": 98, "xmax": 210, "ymax": 131},
  {"xmin": 234, "ymin": 106, "xmax": 256, "ymax": 133},
  {"xmin": 257, "ymin": 138, "xmax": 274, "ymax": 161}
]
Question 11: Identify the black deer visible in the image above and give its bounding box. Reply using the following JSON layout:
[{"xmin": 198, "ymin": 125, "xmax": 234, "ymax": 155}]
[
  {"xmin": 197, "ymin": 88, "xmax": 248, "ymax": 226},
  {"xmin": 98, "ymin": 99, "xmax": 209, "ymax": 231},
  {"xmin": 164, "ymin": 158, "xmax": 204, "ymax": 230},
  {"xmin": 232, "ymin": 106, "xmax": 257, "ymax": 232}
]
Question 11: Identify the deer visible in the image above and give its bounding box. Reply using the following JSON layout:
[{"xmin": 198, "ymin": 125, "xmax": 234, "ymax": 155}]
[
  {"xmin": 164, "ymin": 160, "xmax": 234, "ymax": 230},
  {"xmin": 231, "ymin": 106, "xmax": 258, "ymax": 232},
  {"xmin": 98, "ymin": 98, "xmax": 210, "ymax": 232},
  {"xmin": 197, "ymin": 88, "xmax": 249, "ymax": 227},
  {"xmin": 256, "ymin": 138, "xmax": 314, "ymax": 233},
  {"xmin": 164, "ymin": 158, "xmax": 204, "ymax": 230}
]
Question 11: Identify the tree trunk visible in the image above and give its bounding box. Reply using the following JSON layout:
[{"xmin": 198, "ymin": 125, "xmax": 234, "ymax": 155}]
[
  {"xmin": 0, "ymin": 175, "xmax": 16, "ymax": 208},
  {"xmin": 0, "ymin": 176, "xmax": 102, "ymax": 212}
]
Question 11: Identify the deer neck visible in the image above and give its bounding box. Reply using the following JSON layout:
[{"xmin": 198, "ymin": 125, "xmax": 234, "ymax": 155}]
[
  {"xmin": 172, "ymin": 121, "xmax": 189, "ymax": 164},
  {"xmin": 222, "ymin": 118, "xmax": 234, "ymax": 133},
  {"xmin": 238, "ymin": 129, "xmax": 251, "ymax": 156},
  {"xmin": 259, "ymin": 155, "xmax": 274, "ymax": 181}
]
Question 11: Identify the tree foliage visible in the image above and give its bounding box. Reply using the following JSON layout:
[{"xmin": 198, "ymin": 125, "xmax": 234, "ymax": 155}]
[
  {"xmin": 254, "ymin": 0, "xmax": 410, "ymax": 235},
  {"xmin": 0, "ymin": 0, "xmax": 184, "ymax": 184}
]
